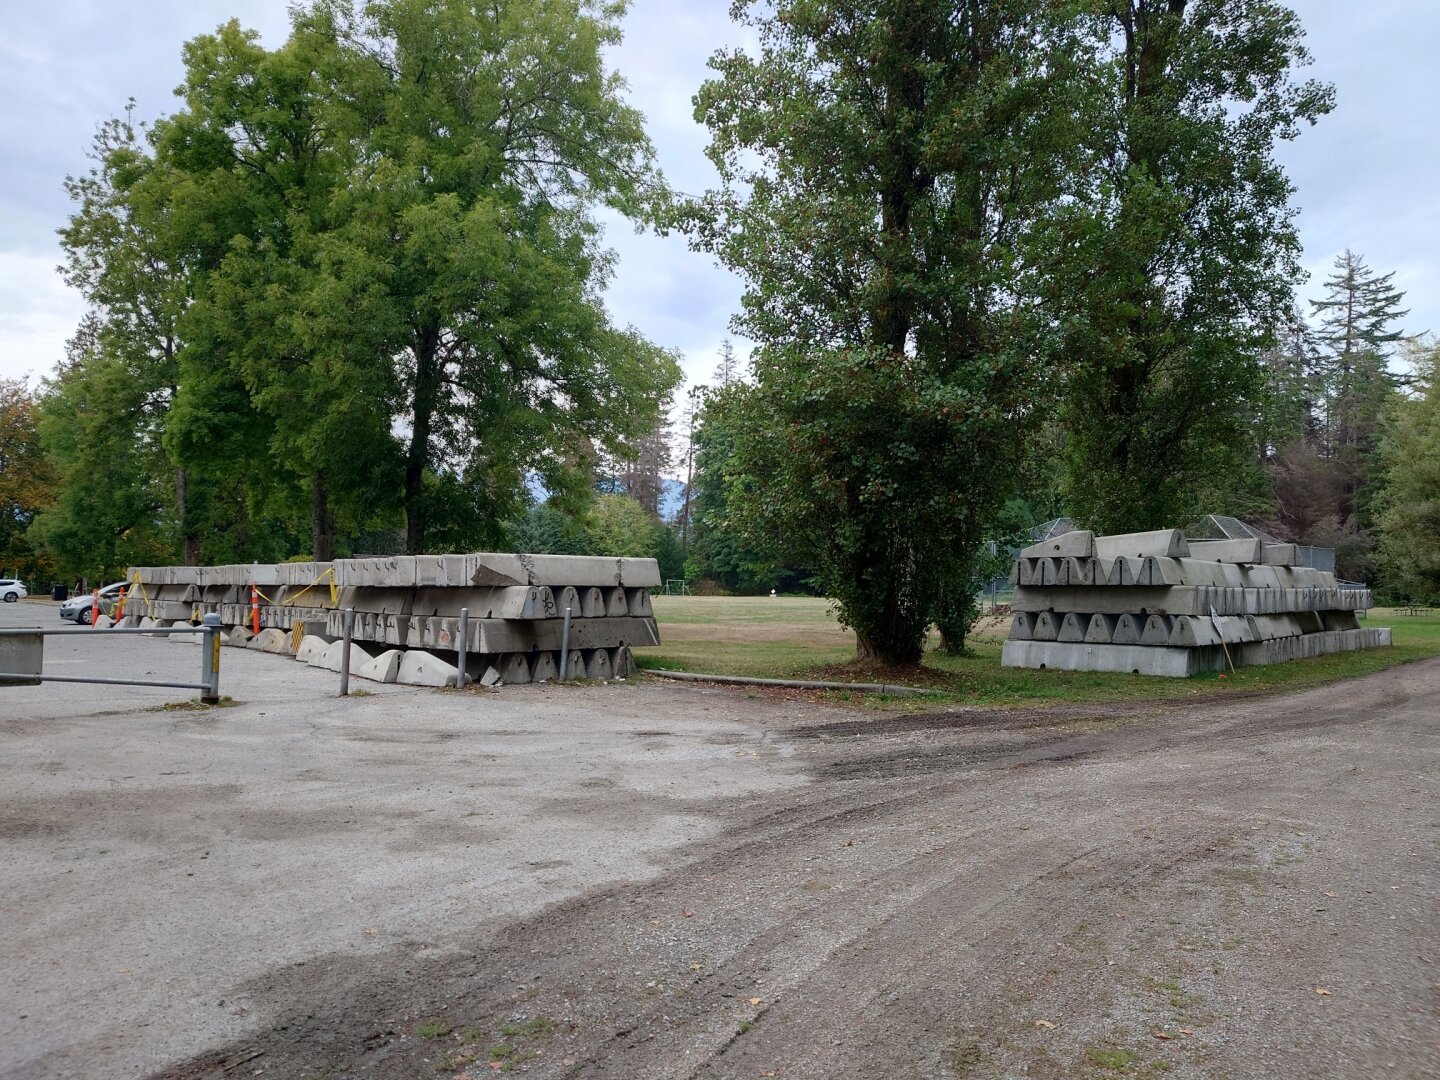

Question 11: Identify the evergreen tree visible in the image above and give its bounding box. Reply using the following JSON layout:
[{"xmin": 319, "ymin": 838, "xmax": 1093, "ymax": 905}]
[{"xmin": 1310, "ymin": 249, "xmax": 1409, "ymax": 454}]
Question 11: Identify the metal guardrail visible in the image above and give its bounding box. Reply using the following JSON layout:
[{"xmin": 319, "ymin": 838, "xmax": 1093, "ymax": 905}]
[{"xmin": 0, "ymin": 614, "xmax": 223, "ymax": 703}]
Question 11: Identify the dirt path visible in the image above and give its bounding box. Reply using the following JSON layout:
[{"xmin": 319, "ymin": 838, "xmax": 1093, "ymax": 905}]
[{"xmin": 149, "ymin": 660, "xmax": 1438, "ymax": 1080}]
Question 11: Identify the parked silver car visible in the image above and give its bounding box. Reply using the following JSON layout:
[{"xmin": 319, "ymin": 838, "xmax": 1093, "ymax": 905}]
[{"xmin": 59, "ymin": 582, "xmax": 125, "ymax": 624}]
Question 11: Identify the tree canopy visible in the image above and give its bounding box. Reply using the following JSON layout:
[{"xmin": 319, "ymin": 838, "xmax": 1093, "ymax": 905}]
[{"xmin": 39, "ymin": 0, "xmax": 680, "ymax": 572}]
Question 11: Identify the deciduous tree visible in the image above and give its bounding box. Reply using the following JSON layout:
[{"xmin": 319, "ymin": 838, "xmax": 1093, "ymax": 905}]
[
  {"xmin": 689, "ymin": 0, "xmax": 1082, "ymax": 662},
  {"xmin": 1057, "ymin": 0, "xmax": 1334, "ymax": 533}
]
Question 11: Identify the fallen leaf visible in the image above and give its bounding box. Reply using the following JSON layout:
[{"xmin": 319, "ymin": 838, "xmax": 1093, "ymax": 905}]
[
  {"xmin": 1034, "ymin": 1020, "xmax": 1055, "ymax": 1030},
  {"xmin": 748, "ymin": 997, "xmax": 764, "ymax": 1006},
  {"xmin": 363, "ymin": 928, "xmax": 379, "ymax": 935},
  {"xmin": 689, "ymin": 963, "xmax": 702, "ymax": 971},
  {"xmin": 844, "ymin": 838, "xmax": 854, "ymax": 847},
  {"xmin": 1324, "ymin": 891, "xmax": 1337, "ymax": 898},
  {"xmin": 1392, "ymin": 885, "xmax": 1401, "ymax": 890},
  {"xmin": 1177, "ymin": 1027, "xmax": 1194, "ymax": 1036},
  {"xmin": 1153, "ymin": 1031, "xmax": 1174, "ymax": 1040},
  {"xmin": 1315, "ymin": 988, "xmax": 1332, "ymax": 996},
  {"xmin": 682, "ymin": 910, "xmax": 694, "ymax": 917}
]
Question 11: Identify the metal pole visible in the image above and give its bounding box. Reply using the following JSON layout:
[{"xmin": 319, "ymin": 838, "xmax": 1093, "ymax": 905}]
[
  {"xmin": 201, "ymin": 613, "xmax": 222, "ymax": 705},
  {"xmin": 457, "ymin": 606, "xmax": 469, "ymax": 689},
  {"xmin": 339, "ymin": 607, "xmax": 354, "ymax": 697},
  {"xmin": 559, "ymin": 605, "xmax": 572, "ymax": 681}
]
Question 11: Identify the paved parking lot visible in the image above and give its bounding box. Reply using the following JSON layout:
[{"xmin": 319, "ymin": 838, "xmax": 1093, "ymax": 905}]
[
  {"xmin": 2, "ymin": 599, "xmax": 1436, "ymax": 1080},
  {"xmin": 0, "ymin": 601, "xmax": 808, "ymax": 1078}
]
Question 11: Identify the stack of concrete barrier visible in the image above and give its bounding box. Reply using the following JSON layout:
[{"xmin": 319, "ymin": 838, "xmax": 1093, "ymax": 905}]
[
  {"xmin": 1001, "ymin": 529, "xmax": 1389, "ymax": 677},
  {"xmin": 126, "ymin": 553, "xmax": 659, "ymax": 687}
]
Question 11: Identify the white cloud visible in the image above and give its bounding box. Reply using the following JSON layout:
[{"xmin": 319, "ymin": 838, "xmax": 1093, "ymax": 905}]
[
  {"xmin": 0, "ymin": 252, "xmax": 86, "ymax": 386},
  {"xmin": 1, "ymin": 0, "xmax": 1435, "ymax": 403}
]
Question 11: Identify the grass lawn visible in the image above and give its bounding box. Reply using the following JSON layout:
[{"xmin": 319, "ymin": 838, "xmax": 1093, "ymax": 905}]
[{"xmin": 636, "ymin": 596, "xmax": 1440, "ymax": 707}]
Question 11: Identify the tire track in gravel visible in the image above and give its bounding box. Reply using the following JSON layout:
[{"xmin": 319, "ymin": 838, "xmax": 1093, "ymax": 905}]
[{"xmin": 148, "ymin": 658, "xmax": 1439, "ymax": 1080}]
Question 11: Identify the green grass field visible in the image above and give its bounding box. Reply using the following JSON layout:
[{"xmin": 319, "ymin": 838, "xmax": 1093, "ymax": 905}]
[{"xmin": 636, "ymin": 595, "xmax": 1440, "ymax": 707}]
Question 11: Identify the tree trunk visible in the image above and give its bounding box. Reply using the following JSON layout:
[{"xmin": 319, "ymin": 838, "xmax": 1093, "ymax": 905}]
[
  {"xmin": 175, "ymin": 468, "xmax": 200, "ymax": 565},
  {"xmin": 405, "ymin": 325, "xmax": 442, "ymax": 555},
  {"xmin": 311, "ymin": 474, "xmax": 335, "ymax": 561}
]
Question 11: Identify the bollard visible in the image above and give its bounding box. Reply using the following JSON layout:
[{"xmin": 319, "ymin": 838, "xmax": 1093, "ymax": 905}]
[
  {"xmin": 558, "ymin": 606, "xmax": 572, "ymax": 681},
  {"xmin": 457, "ymin": 607, "xmax": 468, "ymax": 689},
  {"xmin": 339, "ymin": 607, "xmax": 354, "ymax": 697},
  {"xmin": 200, "ymin": 614, "xmax": 222, "ymax": 704}
]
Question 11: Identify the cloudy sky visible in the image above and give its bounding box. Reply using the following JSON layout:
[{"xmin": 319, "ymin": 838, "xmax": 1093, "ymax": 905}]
[{"xmin": 1, "ymin": 0, "xmax": 1435, "ymax": 397}]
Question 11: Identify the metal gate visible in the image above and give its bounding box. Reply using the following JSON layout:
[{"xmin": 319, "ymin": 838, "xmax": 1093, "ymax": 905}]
[{"xmin": 0, "ymin": 614, "xmax": 223, "ymax": 703}]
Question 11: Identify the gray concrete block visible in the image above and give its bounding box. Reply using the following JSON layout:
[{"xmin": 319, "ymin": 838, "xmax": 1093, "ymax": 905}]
[
  {"xmin": 1057, "ymin": 612, "xmax": 1090, "ymax": 643},
  {"xmin": 396, "ymin": 650, "xmax": 459, "ymax": 687},
  {"xmin": 1009, "ymin": 612, "xmax": 1036, "ymax": 641},
  {"xmin": 464, "ymin": 616, "xmax": 660, "ymax": 654},
  {"xmin": 500, "ymin": 653, "xmax": 532, "ymax": 684},
  {"xmin": 1103, "ymin": 556, "xmax": 1142, "ymax": 587},
  {"xmin": 1141, "ymin": 615, "xmax": 1173, "ymax": 647},
  {"xmin": 625, "ymin": 588, "xmax": 653, "ymax": 617},
  {"xmin": 296, "ymin": 635, "xmax": 330, "ymax": 664},
  {"xmin": 1169, "ymin": 616, "xmax": 1220, "ymax": 647},
  {"xmin": 603, "ymin": 587, "xmax": 628, "ymax": 616},
  {"xmin": 0, "ymin": 628, "xmax": 42, "ymax": 684},
  {"xmin": 222, "ymin": 626, "xmax": 252, "ymax": 648},
  {"xmin": 1001, "ymin": 639, "xmax": 1222, "ymax": 677},
  {"xmin": 356, "ymin": 649, "xmax": 402, "ymax": 684},
  {"xmin": 1262, "ymin": 543, "xmax": 1298, "ymax": 566},
  {"xmin": 580, "ymin": 587, "xmax": 606, "ymax": 618},
  {"xmin": 1085, "ymin": 613, "xmax": 1119, "ymax": 644},
  {"xmin": 316, "ymin": 641, "xmax": 373, "ymax": 674},
  {"xmin": 583, "ymin": 648, "xmax": 612, "ymax": 679},
  {"xmin": 246, "ymin": 628, "xmax": 291, "ymax": 654},
  {"xmin": 531, "ymin": 651, "xmax": 559, "ymax": 682},
  {"xmin": 1019, "ymin": 530, "xmax": 1096, "ymax": 559},
  {"xmin": 1094, "ymin": 529, "xmax": 1191, "ymax": 559},
  {"xmin": 1188, "ymin": 539, "xmax": 1263, "ymax": 563},
  {"xmin": 610, "ymin": 646, "xmax": 637, "ymax": 677},
  {"xmin": 552, "ymin": 586, "xmax": 581, "ymax": 617},
  {"xmin": 1031, "ymin": 611, "xmax": 1060, "ymax": 641},
  {"xmin": 1112, "ymin": 613, "xmax": 1145, "ymax": 645}
]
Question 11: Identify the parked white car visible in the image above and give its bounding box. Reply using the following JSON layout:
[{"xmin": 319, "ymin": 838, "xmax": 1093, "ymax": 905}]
[{"xmin": 0, "ymin": 579, "xmax": 28, "ymax": 603}]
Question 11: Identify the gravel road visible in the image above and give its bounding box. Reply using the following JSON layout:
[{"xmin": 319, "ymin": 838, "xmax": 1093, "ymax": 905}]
[{"xmin": 1, "ymin": 601, "xmax": 1435, "ymax": 1079}]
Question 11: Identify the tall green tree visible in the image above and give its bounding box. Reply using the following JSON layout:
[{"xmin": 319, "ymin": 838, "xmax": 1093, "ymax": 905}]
[
  {"xmin": 1057, "ymin": 0, "xmax": 1333, "ymax": 533},
  {"xmin": 1311, "ymin": 249, "xmax": 1409, "ymax": 449},
  {"xmin": 0, "ymin": 378, "xmax": 56, "ymax": 582},
  {"xmin": 295, "ymin": 0, "xmax": 680, "ymax": 553},
  {"xmin": 688, "ymin": 0, "xmax": 1080, "ymax": 661},
  {"xmin": 52, "ymin": 116, "xmax": 204, "ymax": 564},
  {"xmin": 157, "ymin": 20, "xmax": 403, "ymax": 559},
  {"xmin": 31, "ymin": 318, "xmax": 178, "ymax": 580},
  {"xmin": 1375, "ymin": 339, "xmax": 1440, "ymax": 601}
]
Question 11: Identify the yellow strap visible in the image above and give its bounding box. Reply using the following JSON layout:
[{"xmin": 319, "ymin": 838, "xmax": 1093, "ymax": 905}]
[
  {"xmin": 253, "ymin": 587, "xmax": 275, "ymax": 604},
  {"xmin": 127, "ymin": 573, "xmax": 155, "ymax": 618},
  {"xmin": 283, "ymin": 567, "xmax": 336, "ymax": 607}
]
